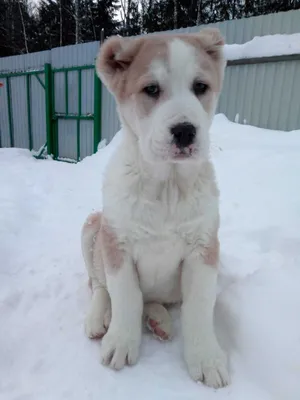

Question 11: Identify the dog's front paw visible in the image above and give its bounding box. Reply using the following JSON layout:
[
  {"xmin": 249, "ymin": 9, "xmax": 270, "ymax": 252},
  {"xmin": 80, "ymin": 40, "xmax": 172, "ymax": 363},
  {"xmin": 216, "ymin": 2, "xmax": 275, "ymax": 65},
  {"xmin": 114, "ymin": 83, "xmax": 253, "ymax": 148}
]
[
  {"xmin": 185, "ymin": 342, "xmax": 230, "ymax": 388},
  {"xmin": 85, "ymin": 316, "xmax": 105, "ymax": 339},
  {"xmin": 85, "ymin": 308, "xmax": 111, "ymax": 339},
  {"xmin": 100, "ymin": 328, "xmax": 141, "ymax": 370}
]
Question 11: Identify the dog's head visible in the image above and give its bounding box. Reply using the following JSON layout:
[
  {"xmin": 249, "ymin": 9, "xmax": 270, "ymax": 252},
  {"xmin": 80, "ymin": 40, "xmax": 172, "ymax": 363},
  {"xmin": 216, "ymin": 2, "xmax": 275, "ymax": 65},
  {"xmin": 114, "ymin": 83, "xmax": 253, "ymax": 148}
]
[{"xmin": 96, "ymin": 29, "xmax": 226, "ymax": 164}]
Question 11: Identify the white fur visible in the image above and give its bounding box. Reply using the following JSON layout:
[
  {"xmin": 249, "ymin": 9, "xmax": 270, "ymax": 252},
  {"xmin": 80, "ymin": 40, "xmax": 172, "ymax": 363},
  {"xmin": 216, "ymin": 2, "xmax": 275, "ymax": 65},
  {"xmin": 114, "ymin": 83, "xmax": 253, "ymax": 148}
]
[
  {"xmin": 81, "ymin": 213, "xmax": 111, "ymax": 338},
  {"xmin": 181, "ymin": 258, "xmax": 229, "ymax": 386},
  {"xmin": 82, "ymin": 37, "xmax": 229, "ymax": 388},
  {"xmin": 101, "ymin": 257, "xmax": 143, "ymax": 370}
]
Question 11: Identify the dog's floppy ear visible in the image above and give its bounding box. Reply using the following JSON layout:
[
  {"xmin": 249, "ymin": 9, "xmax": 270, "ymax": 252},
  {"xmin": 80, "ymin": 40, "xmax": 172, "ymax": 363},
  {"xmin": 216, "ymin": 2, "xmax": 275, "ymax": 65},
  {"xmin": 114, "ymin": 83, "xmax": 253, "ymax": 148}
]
[
  {"xmin": 197, "ymin": 28, "xmax": 225, "ymax": 60},
  {"xmin": 96, "ymin": 35, "xmax": 141, "ymax": 93}
]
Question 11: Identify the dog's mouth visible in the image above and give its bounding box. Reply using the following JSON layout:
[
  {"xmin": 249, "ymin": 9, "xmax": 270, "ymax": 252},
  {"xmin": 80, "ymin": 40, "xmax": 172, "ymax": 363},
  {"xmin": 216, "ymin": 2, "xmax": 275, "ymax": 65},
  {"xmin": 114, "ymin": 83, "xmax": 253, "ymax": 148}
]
[{"xmin": 171, "ymin": 144, "xmax": 196, "ymax": 160}]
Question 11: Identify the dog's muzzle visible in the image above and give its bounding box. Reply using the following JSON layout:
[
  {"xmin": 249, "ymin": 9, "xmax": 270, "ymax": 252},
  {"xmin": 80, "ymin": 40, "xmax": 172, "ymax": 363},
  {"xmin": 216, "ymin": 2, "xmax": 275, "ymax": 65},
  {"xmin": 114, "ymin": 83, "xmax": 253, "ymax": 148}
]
[{"xmin": 170, "ymin": 123, "xmax": 196, "ymax": 149}]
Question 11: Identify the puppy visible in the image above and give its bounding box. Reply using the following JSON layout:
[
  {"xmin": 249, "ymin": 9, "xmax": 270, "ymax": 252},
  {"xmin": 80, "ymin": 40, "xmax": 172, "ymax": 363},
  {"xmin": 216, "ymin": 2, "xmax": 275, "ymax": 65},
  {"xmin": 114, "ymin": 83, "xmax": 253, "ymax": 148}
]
[{"xmin": 82, "ymin": 28, "xmax": 229, "ymax": 388}]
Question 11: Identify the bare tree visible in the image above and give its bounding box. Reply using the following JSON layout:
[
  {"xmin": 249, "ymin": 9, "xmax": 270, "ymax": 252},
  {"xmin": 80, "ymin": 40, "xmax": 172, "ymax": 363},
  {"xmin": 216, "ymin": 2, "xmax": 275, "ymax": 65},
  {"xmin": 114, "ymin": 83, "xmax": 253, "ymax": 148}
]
[
  {"xmin": 119, "ymin": 0, "xmax": 133, "ymax": 34},
  {"xmin": 173, "ymin": 0, "xmax": 178, "ymax": 28},
  {"xmin": 59, "ymin": 0, "xmax": 63, "ymax": 46},
  {"xmin": 18, "ymin": 0, "xmax": 29, "ymax": 53},
  {"xmin": 75, "ymin": 0, "xmax": 80, "ymax": 43},
  {"xmin": 139, "ymin": 0, "xmax": 146, "ymax": 31},
  {"xmin": 88, "ymin": 1, "xmax": 96, "ymax": 41},
  {"xmin": 196, "ymin": 0, "xmax": 202, "ymax": 25}
]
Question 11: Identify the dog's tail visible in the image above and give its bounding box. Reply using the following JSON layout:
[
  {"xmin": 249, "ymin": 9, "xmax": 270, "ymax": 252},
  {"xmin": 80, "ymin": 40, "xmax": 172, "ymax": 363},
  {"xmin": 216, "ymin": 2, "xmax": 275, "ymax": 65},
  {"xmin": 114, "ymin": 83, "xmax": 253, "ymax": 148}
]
[{"xmin": 81, "ymin": 212, "xmax": 102, "ymax": 290}]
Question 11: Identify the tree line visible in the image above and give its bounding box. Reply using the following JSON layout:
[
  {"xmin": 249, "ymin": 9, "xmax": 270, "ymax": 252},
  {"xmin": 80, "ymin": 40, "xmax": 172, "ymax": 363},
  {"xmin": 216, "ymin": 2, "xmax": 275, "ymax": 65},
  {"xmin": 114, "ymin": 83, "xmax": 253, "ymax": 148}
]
[{"xmin": 1, "ymin": 0, "xmax": 299, "ymax": 57}]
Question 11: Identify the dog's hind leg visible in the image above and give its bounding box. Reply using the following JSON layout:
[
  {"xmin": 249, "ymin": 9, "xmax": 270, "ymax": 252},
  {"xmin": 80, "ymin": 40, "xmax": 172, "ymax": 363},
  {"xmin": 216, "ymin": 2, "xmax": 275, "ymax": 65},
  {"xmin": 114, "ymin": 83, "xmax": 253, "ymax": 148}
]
[
  {"xmin": 144, "ymin": 303, "xmax": 172, "ymax": 341},
  {"xmin": 81, "ymin": 212, "xmax": 111, "ymax": 339}
]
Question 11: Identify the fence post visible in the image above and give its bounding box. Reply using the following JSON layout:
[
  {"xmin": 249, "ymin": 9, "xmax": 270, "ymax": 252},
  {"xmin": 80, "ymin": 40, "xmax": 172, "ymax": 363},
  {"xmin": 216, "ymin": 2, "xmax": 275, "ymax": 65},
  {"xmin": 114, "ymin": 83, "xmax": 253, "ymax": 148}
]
[
  {"xmin": 93, "ymin": 69, "xmax": 102, "ymax": 153},
  {"xmin": 26, "ymin": 74, "xmax": 33, "ymax": 150},
  {"xmin": 6, "ymin": 77, "xmax": 14, "ymax": 147},
  {"xmin": 44, "ymin": 63, "xmax": 54, "ymax": 157},
  {"xmin": 77, "ymin": 69, "xmax": 82, "ymax": 161}
]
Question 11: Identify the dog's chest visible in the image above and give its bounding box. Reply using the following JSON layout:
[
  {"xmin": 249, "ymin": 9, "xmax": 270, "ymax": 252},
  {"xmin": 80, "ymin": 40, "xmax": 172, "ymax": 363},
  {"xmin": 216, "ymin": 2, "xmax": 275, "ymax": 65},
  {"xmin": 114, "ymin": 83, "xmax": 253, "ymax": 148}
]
[
  {"xmin": 134, "ymin": 234, "xmax": 184, "ymax": 303},
  {"xmin": 104, "ymin": 168, "xmax": 217, "ymax": 303},
  {"xmin": 106, "ymin": 185, "xmax": 192, "ymax": 302},
  {"xmin": 107, "ymin": 173, "xmax": 216, "ymax": 245}
]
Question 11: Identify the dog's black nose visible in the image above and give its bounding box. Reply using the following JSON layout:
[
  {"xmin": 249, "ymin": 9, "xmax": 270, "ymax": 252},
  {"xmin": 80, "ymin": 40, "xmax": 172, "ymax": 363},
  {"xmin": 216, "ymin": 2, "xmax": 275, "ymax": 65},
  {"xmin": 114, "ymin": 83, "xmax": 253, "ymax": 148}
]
[{"xmin": 171, "ymin": 123, "xmax": 196, "ymax": 148}]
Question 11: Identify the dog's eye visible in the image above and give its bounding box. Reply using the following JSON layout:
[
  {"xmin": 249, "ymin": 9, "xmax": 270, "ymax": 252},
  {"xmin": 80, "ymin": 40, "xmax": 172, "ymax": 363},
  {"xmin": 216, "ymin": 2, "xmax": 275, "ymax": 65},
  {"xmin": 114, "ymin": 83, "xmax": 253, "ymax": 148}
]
[
  {"xmin": 143, "ymin": 84, "xmax": 160, "ymax": 98},
  {"xmin": 192, "ymin": 81, "xmax": 209, "ymax": 96}
]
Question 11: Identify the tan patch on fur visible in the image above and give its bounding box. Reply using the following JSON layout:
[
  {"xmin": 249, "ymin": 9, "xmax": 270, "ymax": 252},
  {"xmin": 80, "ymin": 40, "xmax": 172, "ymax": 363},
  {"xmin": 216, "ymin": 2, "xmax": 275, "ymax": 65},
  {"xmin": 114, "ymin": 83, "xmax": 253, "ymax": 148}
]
[
  {"xmin": 86, "ymin": 211, "xmax": 102, "ymax": 225},
  {"xmin": 178, "ymin": 33, "xmax": 225, "ymax": 94},
  {"xmin": 82, "ymin": 212, "xmax": 102, "ymax": 234},
  {"xmin": 101, "ymin": 218, "xmax": 124, "ymax": 269},
  {"xmin": 97, "ymin": 36, "xmax": 168, "ymax": 102},
  {"xmin": 203, "ymin": 235, "xmax": 220, "ymax": 266}
]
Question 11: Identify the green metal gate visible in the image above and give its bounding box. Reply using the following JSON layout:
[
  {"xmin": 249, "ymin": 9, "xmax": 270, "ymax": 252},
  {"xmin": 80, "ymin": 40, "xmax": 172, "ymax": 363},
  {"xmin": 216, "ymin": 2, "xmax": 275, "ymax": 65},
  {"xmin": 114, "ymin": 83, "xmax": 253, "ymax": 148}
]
[{"xmin": 0, "ymin": 63, "xmax": 102, "ymax": 162}]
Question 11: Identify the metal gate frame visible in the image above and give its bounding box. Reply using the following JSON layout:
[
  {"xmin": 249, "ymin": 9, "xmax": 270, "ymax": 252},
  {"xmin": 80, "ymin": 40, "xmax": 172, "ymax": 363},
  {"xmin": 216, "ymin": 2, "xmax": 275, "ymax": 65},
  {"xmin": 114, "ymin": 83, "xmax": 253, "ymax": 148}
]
[
  {"xmin": 0, "ymin": 63, "xmax": 102, "ymax": 162},
  {"xmin": 50, "ymin": 64, "xmax": 102, "ymax": 162}
]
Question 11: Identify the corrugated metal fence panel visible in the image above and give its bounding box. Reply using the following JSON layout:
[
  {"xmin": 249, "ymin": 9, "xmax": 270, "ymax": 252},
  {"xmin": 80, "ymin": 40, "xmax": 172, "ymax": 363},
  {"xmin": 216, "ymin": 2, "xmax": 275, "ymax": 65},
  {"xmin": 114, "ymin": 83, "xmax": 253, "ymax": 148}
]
[
  {"xmin": 0, "ymin": 50, "xmax": 51, "ymax": 72},
  {"xmin": 58, "ymin": 119, "xmax": 77, "ymax": 160},
  {"xmin": 67, "ymin": 71, "xmax": 79, "ymax": 114},
  {"xmin": 0, "ymin": 80, "xmax": 10, "ymax": 147},
  {"xmin": 82, "ymin": 69, "xmax": 94, "ymax": 115},
  {"xmin": 22, "ymin": 50, "xmax": 51, "ymax": 71},
  {"xmin": 164, "ymin": 9, "xmax": 300, "ymax": 44},
  {"xmin": 10, "ymin": 76, "xmax": 29, "ymax": 149},
  {"xmin": 101, "ymin": 86, "xmax": 120, "ymax": 143},
  {"xmin": 51, "ymin": 41, "xmax": 99, "ymax": 68},
  {"xmin": 54, "ymin": 72, "xmax": 65, "ymax": 114},
  {"xmin": 31, "ymin": 73, "xmax": 47, "ymax": 150},
  {"xmin": 218, "ymin": 59, "xmax": 300, "ymax": 131},
  {"xmin": 80, "ymin": 120, "xmax": 94, "ymax": 159},
  {"xmin": 80, "ymin": 68, "xmax": 95, "ymax": 159}
]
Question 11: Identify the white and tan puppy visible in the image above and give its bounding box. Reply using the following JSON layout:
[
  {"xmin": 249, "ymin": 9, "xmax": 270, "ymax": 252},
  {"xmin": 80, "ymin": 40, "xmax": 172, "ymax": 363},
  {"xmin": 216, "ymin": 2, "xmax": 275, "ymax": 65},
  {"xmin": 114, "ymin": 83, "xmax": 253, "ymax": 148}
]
[{"xmin": 82, "ymin": 28, "xmax": 229, "ymax": 388}]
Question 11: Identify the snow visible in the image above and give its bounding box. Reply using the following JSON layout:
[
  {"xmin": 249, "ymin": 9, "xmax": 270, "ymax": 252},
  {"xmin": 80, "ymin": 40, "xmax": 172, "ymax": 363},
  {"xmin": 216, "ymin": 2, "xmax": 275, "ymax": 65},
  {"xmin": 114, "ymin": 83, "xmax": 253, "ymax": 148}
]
[
  {"xmin": 224, "ymin": 33, "xmax": 300, "ymax": 60},
  {"xmin": 1, "ymin": 115, "xmax": 300, "ymax": 400}
]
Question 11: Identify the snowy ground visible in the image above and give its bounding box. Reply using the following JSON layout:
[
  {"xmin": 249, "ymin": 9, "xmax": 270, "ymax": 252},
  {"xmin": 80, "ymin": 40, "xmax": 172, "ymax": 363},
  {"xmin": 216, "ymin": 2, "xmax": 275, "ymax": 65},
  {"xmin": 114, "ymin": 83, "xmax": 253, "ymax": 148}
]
[{"xmin": 1, "ymin": 115, "xmax": 300, "ymax": 400}]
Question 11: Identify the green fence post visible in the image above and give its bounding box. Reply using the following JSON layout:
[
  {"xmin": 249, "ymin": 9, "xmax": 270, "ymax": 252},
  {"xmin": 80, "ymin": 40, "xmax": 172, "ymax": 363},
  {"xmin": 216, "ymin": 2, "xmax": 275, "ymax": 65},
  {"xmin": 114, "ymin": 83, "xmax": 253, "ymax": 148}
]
[
  {"xmin": 44, "ymin": 63, "xmax": 54, "ymax": 157},
  {"xmin": 77, "ymin": 69, "xmax": 82, "ymax": 161},
  {"xmin": 65, "ymin": 70, "xmax": 69, "ymax": 115},
  {"xmin": 93, "ymin": 70, "xmax": 102, "ymax": 153},
  {"xmin": 6, "ymin": 77, "xmax": 14, "ymax": 147},
  {"xmin": 26, "ymin": 74, "xmax": 33, "ymax": 150}
]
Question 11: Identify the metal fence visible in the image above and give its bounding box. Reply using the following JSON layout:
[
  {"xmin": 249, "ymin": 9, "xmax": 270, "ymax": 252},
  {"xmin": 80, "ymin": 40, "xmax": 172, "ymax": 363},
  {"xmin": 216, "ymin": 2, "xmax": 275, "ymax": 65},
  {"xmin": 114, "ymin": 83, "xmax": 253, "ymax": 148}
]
[
  {"xmin": 1, "ymin": 9, "xmax": 300, "ymax": 161},
  {"xmin": 0, "ymin": 63, "xmax": 101, "ymax": 161},
  {"xmin": 220, "ymin": 55, "xmax": 300, "ymax": 131}
]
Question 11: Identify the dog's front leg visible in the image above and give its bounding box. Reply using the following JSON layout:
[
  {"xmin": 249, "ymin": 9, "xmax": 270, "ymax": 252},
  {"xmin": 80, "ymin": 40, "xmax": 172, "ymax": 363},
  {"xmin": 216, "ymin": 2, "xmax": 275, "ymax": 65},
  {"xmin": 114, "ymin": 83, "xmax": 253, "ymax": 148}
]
[
  {"xmin": 100, "ymin": 255, "xmax": 143, "ymax": 370},
  {"xmin": 181, "ymin": 249, "xmax": 230, "ymax": 388}
]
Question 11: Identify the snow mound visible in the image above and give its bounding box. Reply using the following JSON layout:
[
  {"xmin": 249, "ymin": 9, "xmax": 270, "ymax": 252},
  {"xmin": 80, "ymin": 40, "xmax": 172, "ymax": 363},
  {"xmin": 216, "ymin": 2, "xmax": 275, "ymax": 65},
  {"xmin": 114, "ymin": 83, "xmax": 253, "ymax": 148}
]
[{"xmin": 225, "ymin": 33, "xmax": 300, "ymax": 60}]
